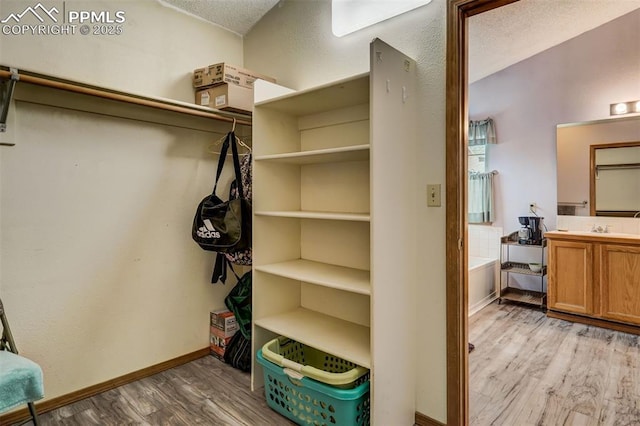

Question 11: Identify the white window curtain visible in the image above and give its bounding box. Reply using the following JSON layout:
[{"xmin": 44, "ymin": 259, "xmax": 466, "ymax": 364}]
[
  {"xmin": 469, "ymin": 118, "xmax": 497, "ymax": 146},
  {"xmin": 468, "ymin": 118, "xmax": 497, "ymax": 223},
  {"xmin": 468, "ymin": 171, "xmax": 496, "ymax": 224}
]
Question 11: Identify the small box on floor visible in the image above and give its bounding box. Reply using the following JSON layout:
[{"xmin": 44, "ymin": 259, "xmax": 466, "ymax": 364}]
[
  {"xmin": 210, "ymin": 308, "xmax": 239, "ymax": 336},
  {"xmin": 210, "ymin": 309, "xmax": 238, "ymax": 360},
  {"xmin": 210, "ymin": 328, "xmax": 234, "ymax": 360},
  {"xmin": 193, "ymin": 62, "xmax": 275, "ymax": 89},
  {"xmin": 196, "ymin": 84, "xmax": 253, "ymax": 114}
]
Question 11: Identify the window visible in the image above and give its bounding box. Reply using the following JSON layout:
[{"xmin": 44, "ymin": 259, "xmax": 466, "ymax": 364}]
[
  {"xmin": 332, "ymin": 0, "xmax": 432, "ymax": 37},
  {"xmin": 468, "ymin": 144, "xmax": 486, "ymax": 173},
  {"xmin": 467, "ymin": 118, "xmax": 497, "ymax": 223}
]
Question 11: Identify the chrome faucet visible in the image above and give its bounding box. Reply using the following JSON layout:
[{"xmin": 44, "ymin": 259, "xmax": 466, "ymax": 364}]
[{"xmin": 591, "ymin": 224, "xmax": 609, "ymax": 233}]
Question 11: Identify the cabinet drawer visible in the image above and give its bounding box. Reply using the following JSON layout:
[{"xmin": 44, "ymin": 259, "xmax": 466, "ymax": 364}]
[
  {"xmin": 547, "ymin": 240, "xmax": 593, "ymax": 314},
  {"xmin": 599, "ymin": 244, "xmax": 640, "ymax": 325}
]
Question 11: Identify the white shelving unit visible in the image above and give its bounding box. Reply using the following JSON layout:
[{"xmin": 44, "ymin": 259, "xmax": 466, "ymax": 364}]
[
  {"xmin": 254, "ymin": 210, "xmax": 370, "ymax": 221},
  {"xmin": 252, "ymin": 39, "xmax": 418, "ymax": 424},
  {"xmin": 254, "ymin": 259, "xmax": 371, "ymax": 295}
]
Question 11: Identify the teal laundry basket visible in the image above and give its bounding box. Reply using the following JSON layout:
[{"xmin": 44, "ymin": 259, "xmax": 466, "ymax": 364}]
[
  {"xmin": 257, "ymin": 349, "xmax": 370, "ymax": 425},
  {"xmin": 261, "ymin": 336, "xmax": 369, "ymax": 389}
]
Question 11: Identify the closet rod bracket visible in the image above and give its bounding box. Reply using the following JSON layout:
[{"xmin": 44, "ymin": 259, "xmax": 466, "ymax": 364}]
[{"xmin": 0, "ymin": 68, "xmax": 19, "ymax": 133}]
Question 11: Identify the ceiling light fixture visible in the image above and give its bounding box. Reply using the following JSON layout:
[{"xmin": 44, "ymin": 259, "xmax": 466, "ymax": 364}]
[{"xmin": 610, "ymin": 100, "xmax": 640, "ymax": 116}]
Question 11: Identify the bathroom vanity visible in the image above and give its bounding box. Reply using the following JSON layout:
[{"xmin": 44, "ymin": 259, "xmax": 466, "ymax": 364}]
[{"xmin": 546, "ymin": 230, "xmax": 640, "ymax": 333}]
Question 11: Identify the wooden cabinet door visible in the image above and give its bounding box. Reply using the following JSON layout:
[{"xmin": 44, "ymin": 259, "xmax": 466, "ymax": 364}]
[
  {"xmin": 599, "ymin": 244, "xmax": 640, "ymax": 325},
  {"xmin": 547, "ymin": 240, "xmax": 594, "ymax": 314}
]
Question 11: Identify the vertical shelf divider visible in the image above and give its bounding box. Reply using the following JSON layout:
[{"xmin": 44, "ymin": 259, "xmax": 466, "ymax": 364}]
[{"xmin": 251, "ymin": 39, "xmax": 418, "ymax": 424}]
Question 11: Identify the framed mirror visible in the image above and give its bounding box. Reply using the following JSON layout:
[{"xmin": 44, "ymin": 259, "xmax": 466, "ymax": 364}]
[{"xmin": 557, "ymin": 116, "xmax": 640, "ymax": 217}]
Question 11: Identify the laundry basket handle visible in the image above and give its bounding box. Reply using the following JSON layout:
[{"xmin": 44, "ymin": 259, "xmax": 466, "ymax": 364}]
[
  {"xmin": 281, "ymin": 358, "xmax": 304, "ymax": 372},
  {"xmin": 283, "ymin": 368, "xmax": 304, "ymax": 380}
]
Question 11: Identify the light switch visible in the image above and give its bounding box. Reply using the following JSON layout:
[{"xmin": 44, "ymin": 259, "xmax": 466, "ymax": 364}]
[{"xmin": 427, "ymin": 184, "xmax": 441, "ymax": 207}]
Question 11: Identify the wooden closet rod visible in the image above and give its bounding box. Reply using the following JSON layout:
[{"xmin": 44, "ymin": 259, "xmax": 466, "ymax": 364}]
[{"xmin": 0, "ymin": 67, "xmax": 252, "ymax": 127}]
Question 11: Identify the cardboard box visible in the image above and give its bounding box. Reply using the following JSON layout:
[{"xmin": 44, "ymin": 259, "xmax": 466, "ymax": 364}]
[
  {"xmin": 196, "ymin": 84, "xmax": 253, "ymax": 114},
  {"xmin": 210, "ymin": 347, "xmax": 225, "ymax": 360},
  {"xmin": 210, "ymin": 309, "xmax": 239, "ymax": 337},
  {"xmin": 193, "ymin": 62, "xmax": 275, "ymax": 89},
  {"xmin": 210, "ymin": 332, "xmax": 233, "ymax": 360}
]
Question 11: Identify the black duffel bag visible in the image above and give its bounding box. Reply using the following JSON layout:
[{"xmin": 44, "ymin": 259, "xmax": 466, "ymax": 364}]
[{"xmin": 192, "ymin": 131, "xmax": 251, "ymax": 254}]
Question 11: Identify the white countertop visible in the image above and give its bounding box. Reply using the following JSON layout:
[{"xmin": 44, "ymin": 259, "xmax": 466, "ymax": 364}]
[{"xmin": 546, "ymin": 230, "xmax": 640, "ymax": 242}]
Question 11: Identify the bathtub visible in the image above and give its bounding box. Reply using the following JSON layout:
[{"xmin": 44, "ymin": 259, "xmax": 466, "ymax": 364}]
[{"xmin": 468, "ymin": 256, "xmax": 498, "ymax": 316}]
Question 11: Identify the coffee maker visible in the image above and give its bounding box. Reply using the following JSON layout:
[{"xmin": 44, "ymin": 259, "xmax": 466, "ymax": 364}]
[{"xmin": 518, "ymin": 216, "xmax": 544, "ymax": 245}]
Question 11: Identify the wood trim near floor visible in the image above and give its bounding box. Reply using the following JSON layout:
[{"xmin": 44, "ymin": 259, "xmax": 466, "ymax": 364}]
[
  {"xmin": 547, "ymin": 310, "xmax": 640, "ymax": 336},
  {"xmin": 0, "ymin": 348, "xmax": 210, "ymax": 425},
  {"xmin": 416, "ymin": 411, "xmax": 447, "ymax": 426},
  {"xmin": 445, "ymin": 1, "xmax": 520, "ymax": 425}
]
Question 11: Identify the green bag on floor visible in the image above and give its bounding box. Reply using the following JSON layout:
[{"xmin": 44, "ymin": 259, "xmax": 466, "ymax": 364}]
[
  {"xmin": 224, "ymin": 270, "xmax": 251, "ymax": 340},
  {"xmin": 224, "ymin": 270, "xmax": 252, "ymax": 371}
]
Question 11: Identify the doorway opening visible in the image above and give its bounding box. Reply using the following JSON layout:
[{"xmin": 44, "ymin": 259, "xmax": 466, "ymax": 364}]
[{"xmin": 445, "ymin": 0, "xmax": 520, "ymax": 424}]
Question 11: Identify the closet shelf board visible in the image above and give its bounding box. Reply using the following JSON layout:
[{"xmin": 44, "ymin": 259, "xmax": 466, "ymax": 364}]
[
  {"xmin": 255, "ymin": 145, "xmax": 370, "ymax": 165},
  {"xmin": 255, "ymin": 308, "xmax": 371, "ymax": 368},
  {"xmin": 255, "ymin": 259, "xmax": 371, "ymax": 295},
  {"xmin": 254, "ymin": 211, "xmax": 370, "ymax": 222},
  {"xmin": 0, "ymin": 66, "xmax": 252, "ymax": 127},
  {"xmin": 254, "ymin": 73, "xmax": 370, "ymax": 116}
]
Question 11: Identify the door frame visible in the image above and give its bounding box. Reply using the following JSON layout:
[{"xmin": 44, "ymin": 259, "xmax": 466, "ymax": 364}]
[{"xmin": 445, "ymin": 0, "xmax": 519, "ymax": 424}]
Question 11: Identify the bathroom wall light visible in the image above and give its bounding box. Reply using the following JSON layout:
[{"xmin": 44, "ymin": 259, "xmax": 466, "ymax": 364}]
[
  {"xmin": 332, "ymin": 0, "xmax": 432, "ymax": 37},
  {"xmin": 610, "ymin": 100, "xmax": 640, "ymax": 116}
]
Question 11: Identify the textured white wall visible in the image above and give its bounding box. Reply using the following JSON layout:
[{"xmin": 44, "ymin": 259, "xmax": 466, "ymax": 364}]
[
  {"xmin": 245, "ymin": 0, "xmax": 448, "ymax": 421},
  {"xmin": 0, "ymin": 0, "xmax": 243, "ymax": 102},
  {"xmin": 0, "ymin": 0, "xmax": 244, "ymax": 402}
]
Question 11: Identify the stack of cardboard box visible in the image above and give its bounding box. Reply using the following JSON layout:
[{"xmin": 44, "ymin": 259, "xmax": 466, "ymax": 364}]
[
  {"xmin": 193, "ymin": 62, "xmax": 276, "ymax": 114},
  {"xmin": 210, "ymin": 308, "xmax": 239, "ymax": 360}
]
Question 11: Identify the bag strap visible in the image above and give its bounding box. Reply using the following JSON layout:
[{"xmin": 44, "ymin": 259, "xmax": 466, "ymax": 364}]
[
  {"xmin": 230, "ymin": 132, "xmax": 245, "ymax": 199},
  {"xmin": 211, "ymin": 133, "xmax": 230, "ymax": 196},
  {"xmin": 211, "ymin": 253, "xmax": 240, "ymax": 284},
  {"xmin": 212, "ymin": 131, "xmax": 245, "ymax": 199}
]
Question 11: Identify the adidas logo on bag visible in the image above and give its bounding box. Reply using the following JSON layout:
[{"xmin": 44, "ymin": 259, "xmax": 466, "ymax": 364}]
[{"xmin": 197, "ymin": 219, "xmax": 221, "ymax": 239}]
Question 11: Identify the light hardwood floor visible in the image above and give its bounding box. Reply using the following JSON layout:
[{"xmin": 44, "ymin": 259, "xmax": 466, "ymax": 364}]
[
  {"xmin": 29, "ymin": 356, "xmax": 295, "ymax": 426},
  {"xmin": 20, "ymin": 303, "xmax": 640, "ymax": 425},
  {"xmin": 470, "ymin": 302, "xmax": 640, "ymax": 425}
]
